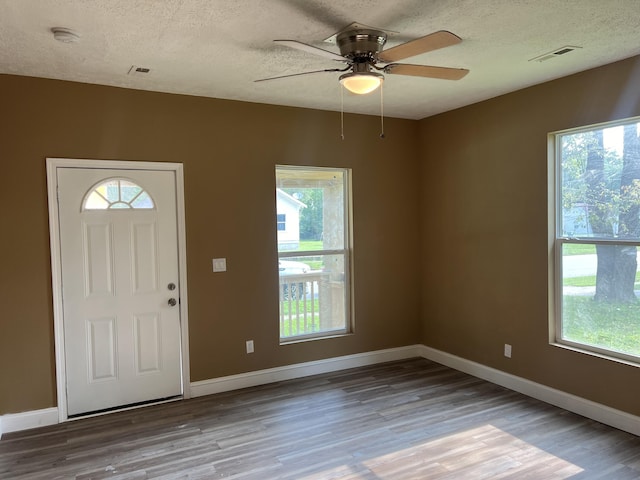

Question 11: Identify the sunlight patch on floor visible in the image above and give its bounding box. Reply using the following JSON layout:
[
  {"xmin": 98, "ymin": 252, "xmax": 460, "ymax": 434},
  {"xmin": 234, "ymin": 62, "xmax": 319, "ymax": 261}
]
[{"xmin": 300, "ymin": 423, "xmax": 584, "ymax": 479}]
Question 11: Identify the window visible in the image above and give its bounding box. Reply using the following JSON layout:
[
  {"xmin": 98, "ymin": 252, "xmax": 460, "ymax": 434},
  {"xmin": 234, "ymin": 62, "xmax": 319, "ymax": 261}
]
[
  {"xmin": 277, "ymin": 213, "xmax": 286, "ymax": 231},
  {"xmin": 552, "ymin": 117, "xmax": 640, "ymax": 363},
  {"xmin": 84, "ymin": 178, "xmax": 154, "ymax": 210},
  {"xmin": 275, "ymin": 166, "xmax": 352, "ymax": 342}
]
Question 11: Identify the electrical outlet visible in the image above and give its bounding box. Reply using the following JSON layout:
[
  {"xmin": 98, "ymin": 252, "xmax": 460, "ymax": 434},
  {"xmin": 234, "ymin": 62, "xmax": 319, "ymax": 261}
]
[
  {"xmin": 246, "ymin": 340, "xmax": 254, "ymax": 354},
  {"xmin": 504, "ymin": 343, "xmax": 512, "ymax": 358}
]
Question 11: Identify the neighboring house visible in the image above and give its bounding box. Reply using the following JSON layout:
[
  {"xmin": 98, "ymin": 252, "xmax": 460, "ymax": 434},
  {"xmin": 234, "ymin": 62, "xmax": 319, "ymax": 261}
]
[{"xmin": 276, "ymin": 189, "xmax": 306, "ymax": 250}]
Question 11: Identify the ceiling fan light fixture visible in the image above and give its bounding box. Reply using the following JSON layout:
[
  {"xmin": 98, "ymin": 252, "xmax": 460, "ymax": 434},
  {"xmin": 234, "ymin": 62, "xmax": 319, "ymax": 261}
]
[{"xmin": 339, "ymin": 71, "xmax": 384, "ymax": 94}]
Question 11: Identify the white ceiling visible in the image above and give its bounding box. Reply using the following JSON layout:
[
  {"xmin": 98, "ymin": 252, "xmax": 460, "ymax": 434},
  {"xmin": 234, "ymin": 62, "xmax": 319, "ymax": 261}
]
[{"xmin": 1, "ymin": 0, "xmax": 639, "ymax": 120}]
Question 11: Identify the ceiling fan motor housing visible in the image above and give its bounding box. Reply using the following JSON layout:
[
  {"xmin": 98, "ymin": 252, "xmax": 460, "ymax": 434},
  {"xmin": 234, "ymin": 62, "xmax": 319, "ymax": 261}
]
[{"xmin": 337, "ymin": 29, "xmax": 387, "ymax": 61}]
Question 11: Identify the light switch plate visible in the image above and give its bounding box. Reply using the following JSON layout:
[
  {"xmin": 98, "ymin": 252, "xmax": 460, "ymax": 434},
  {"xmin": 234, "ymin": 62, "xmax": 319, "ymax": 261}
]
[{"xmin": 212, "ymin": 258, "xmax": 227, "ymax": 272}]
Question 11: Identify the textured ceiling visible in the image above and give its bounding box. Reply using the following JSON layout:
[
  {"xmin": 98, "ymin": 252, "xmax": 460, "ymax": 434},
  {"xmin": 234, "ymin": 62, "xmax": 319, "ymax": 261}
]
[{"xmin": 1, "ymin": 0, "xmax": 639, "ymax": 119}]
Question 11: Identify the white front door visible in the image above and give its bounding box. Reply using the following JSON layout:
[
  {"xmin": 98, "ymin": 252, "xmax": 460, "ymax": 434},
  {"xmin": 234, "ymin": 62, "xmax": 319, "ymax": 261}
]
[{"xmin": 57, "ymin": 167, "xmax": 183, "ymax": 416}]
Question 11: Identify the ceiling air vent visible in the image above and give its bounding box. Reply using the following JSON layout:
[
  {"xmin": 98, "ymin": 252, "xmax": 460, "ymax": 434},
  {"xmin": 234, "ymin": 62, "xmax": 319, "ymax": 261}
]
[
  {"xmin": 529, "ymin": 45, "xmax": 582, "ymax": 63},
  {"xmin": 128, "ymin": 65, "xmax": 151, "ymax": 76}
]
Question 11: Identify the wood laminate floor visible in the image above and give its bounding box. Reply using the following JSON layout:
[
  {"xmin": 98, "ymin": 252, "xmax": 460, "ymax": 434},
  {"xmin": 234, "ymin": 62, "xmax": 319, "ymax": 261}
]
[{"xmin": 2, "ymin": 358, "xmax": 640, "ymax": 479}]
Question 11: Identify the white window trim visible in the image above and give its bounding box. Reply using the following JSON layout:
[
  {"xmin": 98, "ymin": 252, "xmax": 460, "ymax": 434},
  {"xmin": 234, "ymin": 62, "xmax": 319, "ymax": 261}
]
[
  {"xmin": 548, "ymin": 118, "xmax": 640, "ymax": 366},
  {"xmin": 276, "ymin": 165, "xmax": 354, "ymax": 343}
]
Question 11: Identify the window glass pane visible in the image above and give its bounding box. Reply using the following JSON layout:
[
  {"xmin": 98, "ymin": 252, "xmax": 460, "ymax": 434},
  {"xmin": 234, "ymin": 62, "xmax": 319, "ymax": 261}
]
[
  {"xmin": 84, "ymin": 178, "xmax": 155, "ymax": 210},
  {"xmin": 110, "ymin": 202, "xmax": 130, "ymax": 209},
  {"xmin": 278, "ymin": 254, "xmax": 346, "ymax": 339},
  {"xmin": 130, "ymin": 192, "xmax": 154, "ymax": 209},
  {"xmin": 119, "ymin": 181, "xmax": 142, "ymax": 202},
  {"xmin": 561, "ymin": 242, "xmax": 640, "ymax": 358},
  {"xmin": 560, "ymin": 123, "xmax": 640, "ymax": 241},
  {"xmin": 102, "ymin": 181, "xmax": 121, "ymax": 203},
  {"xmin": 85, "ymin": 191, "xmax": 109, "ymax": 210},
  {"xmin": 276, "ymin": 172, "xmax": 344, "ymax": 253}
]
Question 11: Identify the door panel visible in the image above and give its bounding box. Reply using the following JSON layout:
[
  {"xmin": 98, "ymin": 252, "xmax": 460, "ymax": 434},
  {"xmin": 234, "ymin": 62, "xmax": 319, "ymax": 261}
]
[
  {"xmin": 87, "ymin": 317, "xmax": 117, "ymax": 381},
  {"xmin": 131, "ymin": 222, "xmax": 158, "ymax": 294},
  {"xmin": 57, "ymin": 168, "xmax": 182, "ymax": 416},
  {"xmin": 83, "ymin": 222, "xmax": 114, "ymax": 297},
  {"xmin": 134, "ymin": 313, "xmax": 162, "ymax": 373}
]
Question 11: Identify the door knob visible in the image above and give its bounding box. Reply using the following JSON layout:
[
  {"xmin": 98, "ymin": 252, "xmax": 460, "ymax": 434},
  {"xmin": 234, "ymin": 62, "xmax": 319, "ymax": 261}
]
[
  {"xmin": 168, "ymin": 283, "xmax": 176, "ymax": 291},
  {"xmin": 168, "ymin": 298, "xmax": 177, "ymax": 307}
]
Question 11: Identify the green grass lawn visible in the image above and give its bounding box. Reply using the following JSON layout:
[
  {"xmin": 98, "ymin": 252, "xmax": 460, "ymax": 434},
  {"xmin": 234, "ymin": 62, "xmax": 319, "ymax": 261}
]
[
  {"xmin": 562, "ymin": 295, "xmax": 640, "ymax": 357},
  {"xmin": 563, "ymin": 244, "xmax": 596, "ymax": 255},
  {"xmin": 279, "ymin": 296, "xmax": 320, "ymax": 337},
  {"xmin": 563, "ymin": 272, "xmax": 640, "ymax": 287},
  {"xmin": 561, "ymin": 253, "xmax": 640, "ymax": 358},
  {"xmin": 563, "ymin": 276, "xmax": 597, "ymax": 287},
  {"xmin": 280, "ymin": 315, "xmax": 320, "ymax": 337},
  {"xmin": 299, "ymin": 240, "xmax": 323, "ymax": 251}
]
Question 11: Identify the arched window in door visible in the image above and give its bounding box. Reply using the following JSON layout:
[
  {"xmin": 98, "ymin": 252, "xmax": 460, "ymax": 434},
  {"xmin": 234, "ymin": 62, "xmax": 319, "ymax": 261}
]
[{"xmin": 83, "ymin": 178, "xmax": 155, "ymax": 210}]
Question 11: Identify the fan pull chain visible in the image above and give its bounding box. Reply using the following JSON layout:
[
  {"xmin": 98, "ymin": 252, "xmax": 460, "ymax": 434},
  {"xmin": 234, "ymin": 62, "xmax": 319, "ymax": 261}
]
[
  {"xmin": 340, "ymin": 85, "xmax": 345, "ymax": 140},
  {"xmin": 380, "ymin": 82, "xmax": 385, "ymax": 139}
]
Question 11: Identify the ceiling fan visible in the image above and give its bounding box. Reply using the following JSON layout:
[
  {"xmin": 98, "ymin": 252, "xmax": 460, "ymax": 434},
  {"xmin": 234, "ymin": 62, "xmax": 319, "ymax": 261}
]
[{"xmin": 256, "ymin": 23, "xmax": 469, "ymax": 95}]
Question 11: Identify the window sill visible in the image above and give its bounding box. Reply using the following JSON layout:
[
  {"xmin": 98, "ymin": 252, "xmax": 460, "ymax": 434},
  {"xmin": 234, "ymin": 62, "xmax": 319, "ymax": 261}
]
[
  {"xmin": 280, "ymin": 332, "xmax": 354, "ymax": 346},
  {"xmin": 550, "ymin": 341, "xmax": 640, "ymax": 368}
]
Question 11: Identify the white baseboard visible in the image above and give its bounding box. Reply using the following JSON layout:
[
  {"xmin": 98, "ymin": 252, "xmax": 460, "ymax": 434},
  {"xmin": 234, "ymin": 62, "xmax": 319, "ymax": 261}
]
[
  {"xmin": 0, "ymin": 407, "xmax": 59, "ymax": 438},
  {"xmin": 0, "ymin": 346, "xmax": 419, "ymax": 438},
  {"xmin": 418, "ymin": 345, "xmax": 640, "ymax": 437},
  {"xmin": 190, "ymin": 345, "xmax": 422, "ymax": 397},
  {"xmin": 3, "ymin": 344, "xmax": 638, "ymax": 439}
]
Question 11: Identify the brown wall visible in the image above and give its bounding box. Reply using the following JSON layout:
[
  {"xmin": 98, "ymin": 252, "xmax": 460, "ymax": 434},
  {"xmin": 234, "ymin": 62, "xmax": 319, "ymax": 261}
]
[
  {"xmin": 4, "ymin": 55, "xmax": 640, "ymax": 419},
  {"xmin": 419, "ymin": 55, "xmax": 640, "ymax": 415},
  {"xmin": 0, "ymin": 75, "xmax": 422, "ymax": 414}
]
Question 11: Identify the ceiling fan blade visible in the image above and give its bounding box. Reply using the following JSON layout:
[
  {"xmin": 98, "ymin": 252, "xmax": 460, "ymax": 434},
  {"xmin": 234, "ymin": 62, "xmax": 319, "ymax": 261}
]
[
  {"xmin": 274, "ymin": 40, "xmax": 346, "ymax": 62},
  {"xmin": 255, "ymin": 68, "xmax": 346, "ymax": 83},
  {"xmin": 378, "ymin": 30, "xmax": 462, "ymax": 63},
  {"xmin": 384, "ymin": 64, "xmax": 469, "ymax": 80}
]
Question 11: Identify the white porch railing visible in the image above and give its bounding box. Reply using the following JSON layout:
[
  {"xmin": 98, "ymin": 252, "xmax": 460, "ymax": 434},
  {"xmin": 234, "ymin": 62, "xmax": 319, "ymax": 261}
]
[{"xmin": 279, "ymin": 271, "xmax": 330, "ymax": 338}]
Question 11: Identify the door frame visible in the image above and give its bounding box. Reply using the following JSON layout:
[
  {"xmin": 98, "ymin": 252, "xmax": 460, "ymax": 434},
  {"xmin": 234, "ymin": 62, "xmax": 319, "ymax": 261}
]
[{"xmin": 46, "ymin": 158, "xmax": 191, "ymax": 422}]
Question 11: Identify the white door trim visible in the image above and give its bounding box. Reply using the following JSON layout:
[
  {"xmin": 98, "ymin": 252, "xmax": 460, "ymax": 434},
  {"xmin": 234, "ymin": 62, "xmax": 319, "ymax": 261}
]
[{"xmin": 46, "ymin": 158, "xmax": 191, "ymax": 422}]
